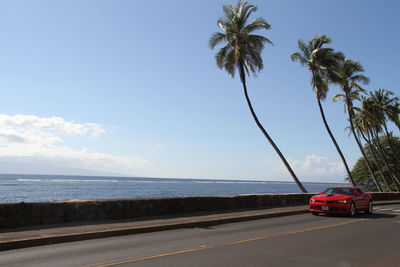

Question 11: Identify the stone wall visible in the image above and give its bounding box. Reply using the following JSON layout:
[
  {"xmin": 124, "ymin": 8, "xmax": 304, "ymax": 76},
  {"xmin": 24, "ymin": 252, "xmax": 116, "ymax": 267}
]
[{"xmin": 0, "ymin": 192, "xmax": 399, "ymax": 228}]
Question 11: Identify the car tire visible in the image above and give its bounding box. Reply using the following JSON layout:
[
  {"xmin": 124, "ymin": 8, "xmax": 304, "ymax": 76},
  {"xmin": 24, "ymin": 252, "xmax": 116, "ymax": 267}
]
[
  {"xmin": 365, "ymin": 201, "xmax": 373, "ymax": 214},
  {"xmin": 311, "ymin": 212, "xmax": 319, "ymax": 216},
  {"xmin": 348, "ymin": 202, "xmax": 356, "ymax": 217}
]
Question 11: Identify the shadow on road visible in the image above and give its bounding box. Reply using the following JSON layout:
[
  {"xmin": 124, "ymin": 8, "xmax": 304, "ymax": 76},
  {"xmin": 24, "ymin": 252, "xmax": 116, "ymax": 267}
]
[
  {"xmin": 361, "ymin": 212, "xmax": 398, "ymax": 219},
  {"xmin": 317, "ymin": 212, "xmax": 398, "ymax": 219}
]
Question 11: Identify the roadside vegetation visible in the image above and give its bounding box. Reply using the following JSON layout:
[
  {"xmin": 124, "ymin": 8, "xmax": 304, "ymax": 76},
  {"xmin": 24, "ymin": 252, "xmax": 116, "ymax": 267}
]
[
  {"xmin": 350, "ymin": 136, "xmax": 400, "ymax": 192},
  {"xmin": 210, "ymin": 0, "xmax": 400, "ymax": 192}
]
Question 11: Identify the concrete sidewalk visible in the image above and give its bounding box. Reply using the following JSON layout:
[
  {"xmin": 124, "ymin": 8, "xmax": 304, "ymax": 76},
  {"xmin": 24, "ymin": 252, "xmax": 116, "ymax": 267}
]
[{"xmin": 1, "ymin": 200, "xmax": 399, "ymax": 251}]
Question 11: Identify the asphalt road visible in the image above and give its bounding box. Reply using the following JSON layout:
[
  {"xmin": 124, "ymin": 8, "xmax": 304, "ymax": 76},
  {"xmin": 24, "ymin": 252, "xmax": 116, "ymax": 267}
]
[{"xmin": 1, "ymin": 204, "xmax": 400, "ymax": 267}]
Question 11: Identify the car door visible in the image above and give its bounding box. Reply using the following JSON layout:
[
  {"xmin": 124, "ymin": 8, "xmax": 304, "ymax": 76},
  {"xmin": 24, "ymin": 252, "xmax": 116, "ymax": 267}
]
[
  {"xmin": 354, "ymin": 188, "xmax": 368, "ymax": 209},
  {"xmin": 353, "ymin": 188, "xmax": 367, "ymax": 210}
]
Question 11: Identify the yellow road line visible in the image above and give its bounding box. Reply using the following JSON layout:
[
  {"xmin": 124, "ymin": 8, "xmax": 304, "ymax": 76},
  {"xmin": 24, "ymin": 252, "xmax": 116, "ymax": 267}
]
[{"xmin": 86, "ymin": 219, "xmax": 366, "ymax": 267}]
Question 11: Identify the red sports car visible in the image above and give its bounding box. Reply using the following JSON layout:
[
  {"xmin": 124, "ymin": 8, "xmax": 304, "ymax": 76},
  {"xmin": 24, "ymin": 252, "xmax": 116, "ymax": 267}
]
[{"xmin": 309, "ymin": 186, "xmax": 372, "ymax": 216}]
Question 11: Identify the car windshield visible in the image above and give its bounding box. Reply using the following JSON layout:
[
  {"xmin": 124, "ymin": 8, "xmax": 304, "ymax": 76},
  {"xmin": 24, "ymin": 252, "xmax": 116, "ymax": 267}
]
[{"xmin": 324, "ymin": 188, "xmax": 353, "ymax": 195}]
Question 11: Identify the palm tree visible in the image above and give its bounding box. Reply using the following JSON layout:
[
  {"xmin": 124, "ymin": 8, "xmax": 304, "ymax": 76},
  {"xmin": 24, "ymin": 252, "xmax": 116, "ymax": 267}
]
[
  {"xmin": 370, "ymin": 131, "xmax": 400, "ymax": 191},
  {"xmin": 209, "ymin": 0, "xmax": 307, "ymax": 193},
  {"xmin": 331, "ymin": 58, "xmax": 382, "ymax": 190},
  {"xmin": 369, "ymin": 89, "xmax": 400, "ymax": 164},
  {"xmin": 353, "ymin": 97, "xmax": 388, "ymax": 191},
  {"xmin": 291, "ymin": 35, "xmax": 356, "ymax": 186},
  {"xmin": 364, "ymin": 101, "xmax": 400, "ymax": 190}
]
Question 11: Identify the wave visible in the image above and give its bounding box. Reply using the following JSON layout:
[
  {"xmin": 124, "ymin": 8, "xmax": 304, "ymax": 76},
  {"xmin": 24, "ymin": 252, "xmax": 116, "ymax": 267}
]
[
  {"xmin": 191, "ymin": 181, "xmax": 294, "ymax": 185},
  {"xmin": 126, "ymin": 180, "xmax": 182, "ymax": 184},
  {"xmin": 17, "ymin": 179, "xmax": 119, "ymax": 183},
  {"xmin": 17, "ymin": 179, "xmax": 42, "ymax": 182},
  {"xmin": 127, "ymin": 180, "xmax": 280, "ymax": 185}
]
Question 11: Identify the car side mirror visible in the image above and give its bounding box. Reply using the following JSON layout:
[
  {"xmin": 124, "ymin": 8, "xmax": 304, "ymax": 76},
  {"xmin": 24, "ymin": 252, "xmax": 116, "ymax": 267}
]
[{"xmin": 319, "ymin": 192, "xmax": 323, "ymax": 195}]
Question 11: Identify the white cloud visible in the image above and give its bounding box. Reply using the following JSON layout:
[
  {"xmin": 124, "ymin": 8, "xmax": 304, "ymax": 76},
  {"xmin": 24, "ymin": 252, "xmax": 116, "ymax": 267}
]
[
  {"xmin": 155, "ymin": 143, "xmax": 165, "ymax": 148},
  {"xmin": 266, "ymin": 154, "xmax": 347, "ymax": 182},
  {"xmin": 290, "ymin": 154, "xmax": 346, "ymax": 177},
  {"xmin": 0, "ymin": 114, "xmax": 152, "ymax": 176},
  {"xmin": 0, "ymin": 114, "xmax": 105, "ymax": 138}
]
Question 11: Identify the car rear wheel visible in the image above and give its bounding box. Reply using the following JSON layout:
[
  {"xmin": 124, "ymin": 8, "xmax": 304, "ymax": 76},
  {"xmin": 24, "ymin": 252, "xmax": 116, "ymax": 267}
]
[
  {"xmin": 348, "ymin": 202, "xmax": 356, "ymax": 217},
  {"xmin": 365, "ymin": 201, "xmax": 373, "ymax": 214}
]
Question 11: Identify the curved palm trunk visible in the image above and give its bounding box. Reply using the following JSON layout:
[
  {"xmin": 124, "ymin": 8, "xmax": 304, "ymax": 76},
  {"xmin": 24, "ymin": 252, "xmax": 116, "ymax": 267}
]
[
  {"xmin": 371, "ymin": 141, "xmax": 400, "ymax": 191},
  {"xmin": 316, "ymin": 97, "xmax": 355, "ymax": 186},
  {"xmin": 238, "ymin": 64, "xmax": 307, "ymax": 193},
  {"xmin": 382, "ymin": 123, "xmax": 400, "ymax": 164},
  {"xmin": 353, "ymin": 128, "xmax": 382, "ymax": 191},
  {"xmin": 360, "ymin": 131, "xmax": 389, "ymax": 191},
  {"xmin": 371, "ymin": 128, "xmax": 400, "ymax": 190},
  {"xmin": 346, "ymin": 97, "xmax": 381, "ymax": 191}
]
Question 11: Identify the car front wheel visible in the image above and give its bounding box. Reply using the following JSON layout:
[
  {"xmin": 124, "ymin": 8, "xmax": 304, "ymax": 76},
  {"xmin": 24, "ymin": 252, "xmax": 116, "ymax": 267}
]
[{"xmin": 365, "ymin": 201, "xmax": 373, "ymax": 214}]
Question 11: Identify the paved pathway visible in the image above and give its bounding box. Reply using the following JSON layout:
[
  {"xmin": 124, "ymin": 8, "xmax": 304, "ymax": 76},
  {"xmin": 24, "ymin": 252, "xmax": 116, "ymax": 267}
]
[{"xmin": 1, "ymin": 203, "xmax": 400, "ymax": 266}]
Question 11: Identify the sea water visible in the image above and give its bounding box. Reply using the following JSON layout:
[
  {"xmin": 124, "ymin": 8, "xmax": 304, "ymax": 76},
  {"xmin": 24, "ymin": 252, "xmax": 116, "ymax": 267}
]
[{"xmin": 0, "ymin": 174, "xmax": 349, "ymax": 203}]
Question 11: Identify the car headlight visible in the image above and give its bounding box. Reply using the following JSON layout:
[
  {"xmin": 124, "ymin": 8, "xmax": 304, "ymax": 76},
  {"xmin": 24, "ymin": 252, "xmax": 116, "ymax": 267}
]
[
  {"xmin": 337, "ymin": 200, "xmax": 347, "ymax": 204},
  {"xmin": 310, "ymin": 199, "xmax": 316, "ymax": 203}
]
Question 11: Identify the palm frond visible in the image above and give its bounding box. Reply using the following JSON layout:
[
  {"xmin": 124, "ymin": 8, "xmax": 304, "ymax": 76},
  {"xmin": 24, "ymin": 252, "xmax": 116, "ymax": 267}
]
[
  {"xmin": 224, "ymin": 50, "xmax": 237, "ymax": 77},
  {"xmin": 351, "ymin": 74, "xmax": 370, "ymax": 85},
  {"xmin": 243, "ymin": 18, "xmax": 271, "ymax": 34},
  {"xmin": 312, "ymin": 34, "xmax": 332, "ymax": 47},
  {"xmin": 209, "ymin": 32, "xmax": 227, "ymax": 49},
  {"xmin": 245, "ymin": 44, "xmax": 263, "ymax": 74},
  {"xmin": 290, "ymin": 52, "xmax": 307, "ymax": 65},
  {"xmin": 239, "ymin": 2, "xmax": 257, "ymax": 28},
  {"xmin": 241, "ymin": 2, "xmax": 257, "ymax": 23},
  {"xmin": 222, "ymin": 4, "xmax": 235, "ymax": 21},
  {"xmin": 296, "ymin": 39, "xmax": 310, "ymax": 59},
  {"xmin": 333, "ymin": 94, "xmax": 345, "ymax": 102},
  {"xmin": 215, "ymin": 45, "xmax": 230, "ymax": 69},
  {"xmin": 311, "ymin": 70, "xmax": 328, "ymax": 100},
  {"xmin": 217, "ymin": 19, "xmax": 230, "ymax": 32},
  {"xmin": 247, "ymin": 34, "xmax": 271, "ymax": 48}
]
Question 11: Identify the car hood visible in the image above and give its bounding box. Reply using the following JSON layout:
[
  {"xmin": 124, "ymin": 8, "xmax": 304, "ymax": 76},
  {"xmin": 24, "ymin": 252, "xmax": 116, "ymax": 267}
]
[{"xmin": 312, "ymin": 194, "xmax": 351, "ymax": 201}]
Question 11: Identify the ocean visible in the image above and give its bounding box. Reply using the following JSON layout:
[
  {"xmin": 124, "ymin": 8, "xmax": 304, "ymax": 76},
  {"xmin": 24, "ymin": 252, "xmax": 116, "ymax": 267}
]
[{"xmin": 0, "ymin": 174, "xmax": 349, "ymax": 203}]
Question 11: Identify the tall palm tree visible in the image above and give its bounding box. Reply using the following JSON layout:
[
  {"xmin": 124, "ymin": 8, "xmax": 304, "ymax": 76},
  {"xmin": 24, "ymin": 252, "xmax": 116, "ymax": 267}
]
[
  {"xmin": 369, "ymin": 89, "xmax": 400, "ymax": 164},
  {"xmin": 331, "ymin": 58, "xmax": 381, "ymax": 190},
  {"xmin": 364, "ymin": 101, "xmax": 400, "ymax": 190},
  {"xmin": 209, "ymin": 0, "xmax": 307, "ymax": 193},
  {"xmin": 291, "ymin": 35, "xmax": 356, "ymax": 186},
  {"xmin": 353, "ymin": 97, "xmax": 387, "ymax": 191}
]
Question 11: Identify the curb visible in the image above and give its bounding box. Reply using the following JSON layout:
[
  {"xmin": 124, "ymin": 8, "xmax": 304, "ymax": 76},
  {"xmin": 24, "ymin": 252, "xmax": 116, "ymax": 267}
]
[{"xmin": 0, "ymin": 209, "xmax": 308, "ymax": 252}]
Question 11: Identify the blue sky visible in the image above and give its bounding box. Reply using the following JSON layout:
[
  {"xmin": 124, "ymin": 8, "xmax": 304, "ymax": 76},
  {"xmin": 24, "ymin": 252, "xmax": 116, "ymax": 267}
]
[{"xmin": 0, "ymin": 0, "xmax": 398, "ymax": 182}]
